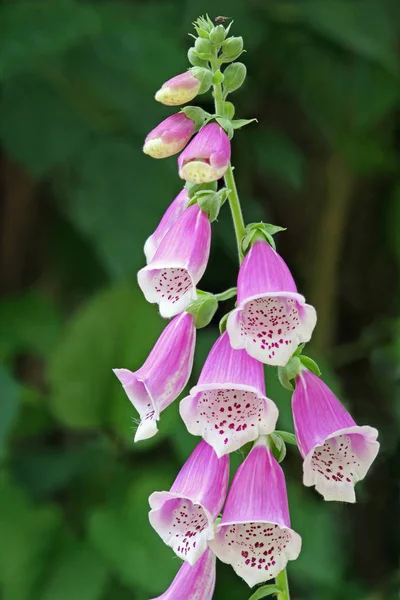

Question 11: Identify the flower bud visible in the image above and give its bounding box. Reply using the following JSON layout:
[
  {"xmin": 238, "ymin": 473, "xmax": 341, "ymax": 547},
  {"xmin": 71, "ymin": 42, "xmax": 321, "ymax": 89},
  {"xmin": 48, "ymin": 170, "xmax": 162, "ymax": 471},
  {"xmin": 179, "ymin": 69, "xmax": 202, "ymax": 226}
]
[
  {"xmin": 188, "ymin": 47, "xmax": 208, "ymax": 68},
  {"xmin": 209, "ymin": 25, "xmax": 226, "ymax": 45},
  {"xmin": 223, "ymin": 62, "xmax": 247, "ymax": 93},
  {"xmin": 155, "ymin": 71, "xmax": 201, "ymax": 106},
  {"xmin": 143, "ymin": 113, "xmax": 195, "ymax": 159},
  {"xmin": 221, "ymin": 36, "xmax": 243, "ymax": 59},
  {"xmin": 194, "ymin": 37, "xmax": 213, "ymax": 55},
  {"xmin": 178, "ymin": 123, "xmax": 231, "ymax": 183}
]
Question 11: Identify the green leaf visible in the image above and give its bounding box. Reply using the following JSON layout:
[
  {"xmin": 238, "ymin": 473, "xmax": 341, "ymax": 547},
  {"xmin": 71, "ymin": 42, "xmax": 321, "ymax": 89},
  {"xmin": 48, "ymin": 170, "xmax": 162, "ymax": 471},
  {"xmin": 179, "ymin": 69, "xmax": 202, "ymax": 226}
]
[
  {"xmin": 0, "ymin": 1, "xmax": 101, "ymax": 79},
  {"xmin": 48, "ymin": 285, "xmax": 163, "ymax": 432},
  {"xmin": 248, "ymin": 584, "xmax": 282, "ymax": 599},
  {"xmin": 0, "ymin": 367, "xmax": 20, "ymax": 453},
  {"xmin": 0, "ymin": 290, "xmax": 61, "ymax": 360},
  {"xmin": 231, "ymin": 118, "xmax": 257, "ymax": 129},
  {"xmin": 39, "ymin": 540, "xmax": 109, "ymax": 600}
]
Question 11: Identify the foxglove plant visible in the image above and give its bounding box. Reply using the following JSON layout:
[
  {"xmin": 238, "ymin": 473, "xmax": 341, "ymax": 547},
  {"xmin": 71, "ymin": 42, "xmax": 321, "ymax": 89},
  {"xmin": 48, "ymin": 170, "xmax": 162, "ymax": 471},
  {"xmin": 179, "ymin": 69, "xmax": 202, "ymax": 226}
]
[{"xmin": 113, "ymin": 14, "xmax": 380, "ymax": 600}]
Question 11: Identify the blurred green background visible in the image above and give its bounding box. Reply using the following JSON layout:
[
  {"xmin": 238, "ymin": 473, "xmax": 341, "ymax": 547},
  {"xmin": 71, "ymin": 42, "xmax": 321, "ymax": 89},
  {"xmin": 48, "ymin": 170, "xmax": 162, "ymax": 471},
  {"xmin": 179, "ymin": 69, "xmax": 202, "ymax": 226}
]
[{"xmin": 0, "ymin": 1, "xmax": 399, "ymax": 599}]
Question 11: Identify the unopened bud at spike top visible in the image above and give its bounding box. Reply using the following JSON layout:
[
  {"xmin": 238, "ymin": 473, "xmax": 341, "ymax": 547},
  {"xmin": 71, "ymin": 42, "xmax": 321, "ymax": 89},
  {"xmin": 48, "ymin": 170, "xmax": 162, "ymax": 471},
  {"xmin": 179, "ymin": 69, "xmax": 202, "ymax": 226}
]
[
  {"xmin": 178, "ymin": 123, "xmax": 231, "ymax": 183},
  {"xmin": 143, "ymin": 113, "xmax": 195, "ymax": 159},
  {"xmin": 155, "ymin": 69, "xmax": 212, "ymax": 106}
]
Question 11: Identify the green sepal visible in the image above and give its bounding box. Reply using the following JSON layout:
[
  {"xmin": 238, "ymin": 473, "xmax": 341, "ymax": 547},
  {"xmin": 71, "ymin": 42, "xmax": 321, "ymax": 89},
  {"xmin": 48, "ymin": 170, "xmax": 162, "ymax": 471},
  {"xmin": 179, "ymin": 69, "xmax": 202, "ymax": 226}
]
[
  {"xmin": 248, "ymin": 584, "xmax": 282, "ymax": 599},
  {"xmin": 187, "ymin": 291, "xmax": 218, "ymax": 329},
  {"xmin": 223, "ymin": 62, "xmax": 247, "ymax": 94},
  {"xmin": 274, "ymin": 430, "xmax": 298, "ymax": 446},
  {"xmin": 222, "ymin": 101, "xmax": 235, "ymax": 120},
  {"xmin": 299, "ymin": 355, "xmax": 321, "ymax": 376},
  {"xmin": 216, "ymin": 117, "xmax": 233, "ymax": 139},
  {"xmin": 193, "ymin": 15, "xmax": 213, "ymax": 34},
  {"xmin": 195, "ymin": 27, "xmax": 209, "ymax": 39},
  {"xmin": 231, "ymin": 118, "xmax": 257, "ymax": 129},
  {"xmin": 209, "ymin": 24, "xmax": 226, "ymax": 45},
  {"xmin": 181, "ymin": 106, "xmax": 208, "ymax": 130},
  {"xmin": 187, "ymin": 47, "xmax": 208, "ymax": 67},
  {"xmin": 277, "ymin": 356, "xmax": 302, "ymax": 391},
  {"xmin": 219, "ymin": 310, "xmax": 233, "ymax": 333},
  {"xmin": 241, "ymin": 222, "xmax": 286, "ymax": 255},
  {"xmin": 215, "ymin": 287, "xmax": 237, "ymax": 301},
  {"xmin": 212, "ymin": 70, "xmax": 224, "ymax": 84},
  {"xmin": 185, "ymin": 181, "xmax": 218, "ymax": 198},
  {"xmin": 269, "ymin": 432, "xmax": 286, "ymax": 463},
  {"xmin": 195, "ymin": 188, "xmax": 229, "ymax": 222},
  {"xmin": 191, "ymin": 67, "xmax": 213, "ymax": 93}
]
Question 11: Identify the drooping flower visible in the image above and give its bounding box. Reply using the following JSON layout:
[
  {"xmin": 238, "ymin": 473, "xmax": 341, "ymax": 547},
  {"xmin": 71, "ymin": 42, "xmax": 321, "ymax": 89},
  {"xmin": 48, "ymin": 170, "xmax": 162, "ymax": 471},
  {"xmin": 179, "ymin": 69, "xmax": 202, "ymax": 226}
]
[
  {"xmin": 227, "ymin": 240, "xmax": 317, "ymax": 366},
  {"xmin": 143, "ymin": 113, "xmax": 195, "ymax": 159},
  {"xmin": 138, "ymin": 204, "xmax": 211, "ymax": 318},
  {"xmin": 113, "ymin": 312, "xmax": 195, "ymax": 442},
  {"xmin": 149, "ymin": 440, "xmax": 229, "ymax": 565},
  {"xmin": 292, "ymin": 368, "xmax": 379, "ymax": 503},
  {"xmin": 144, "ymin": 188, "xmax": 190, "ymax": 263},
  {"xmin": 151, "ymin": 548, "xmax": 216, "ymax": 600},
  {"xmin": 210, "ymin": 438, "xmax": 301, "ymax": 587},
  {"xmin": 178, "ymin": 123, "xmax": 230, "ymax": 183},
  {"xmin": 180, "ymin": 331, "xmax": 278, "ymax": 456}
]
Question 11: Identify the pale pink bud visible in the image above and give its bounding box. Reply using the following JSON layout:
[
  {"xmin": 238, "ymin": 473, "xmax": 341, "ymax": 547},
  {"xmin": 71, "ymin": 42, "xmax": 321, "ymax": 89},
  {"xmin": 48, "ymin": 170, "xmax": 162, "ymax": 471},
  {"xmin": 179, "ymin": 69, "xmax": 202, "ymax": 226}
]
[
  {"xmin": 143, "ymin": 113, "xmax": 195, "ymax": 159},
  {"xmin": 155, "ymin": 71, "xmax": 202, "ymax": 106},
  {"xmin": 178, "ymin": 123, "xmax": 231, "ymax": 183}
]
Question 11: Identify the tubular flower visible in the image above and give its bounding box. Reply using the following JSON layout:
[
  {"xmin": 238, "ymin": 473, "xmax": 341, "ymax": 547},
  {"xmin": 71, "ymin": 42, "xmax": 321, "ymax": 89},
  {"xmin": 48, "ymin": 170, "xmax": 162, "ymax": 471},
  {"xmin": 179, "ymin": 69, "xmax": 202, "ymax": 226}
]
[
  {"xmin": 155, "ymin": 71, "xmax": 202, "ymax": 106},
  {"xmin": 227, "ymin": 240, "xmax": 317, "ymax": 366},
  {"xmin": 210, "ymin": 439, "xmax": 301, "ymax": 587},
  {"xmin": 178, "ymin": 123, "xmax": 230, "ymax": 183},
  {"xmin": 150, "ymin": 548, "xmax": 216, "ymax": 600},
  {"xmin": 143, "ymin": 113, "xmax": 195, "ymax": 158},
  {"xmin": 149, "ymin": 440, "xmax": 229, "ymax": 565},
  {"xmin": 138, "ymin": 204, "xmax": 211, "ymax": 318},
  {"xmin": 144, "ymin": 188, "xmax": 190, "ymax": 263},
  {"xmin": 180, "ymin": 331, "xmax": 278, "ymax": 456},
  {"xmin": 113, "ymin": 312, "xmax": 195, "ymax": 442},
  {"xmin": 292, "ymin": 368, "xmax": 379, "ymax": 503}
]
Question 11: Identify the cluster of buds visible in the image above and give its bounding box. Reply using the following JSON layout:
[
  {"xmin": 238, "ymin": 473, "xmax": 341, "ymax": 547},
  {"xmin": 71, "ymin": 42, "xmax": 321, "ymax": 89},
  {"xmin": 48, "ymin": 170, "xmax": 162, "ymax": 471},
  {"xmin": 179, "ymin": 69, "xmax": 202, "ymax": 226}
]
[{"xmin": 114, "ymin": 15, "xmax": 379, "ymax": 599}]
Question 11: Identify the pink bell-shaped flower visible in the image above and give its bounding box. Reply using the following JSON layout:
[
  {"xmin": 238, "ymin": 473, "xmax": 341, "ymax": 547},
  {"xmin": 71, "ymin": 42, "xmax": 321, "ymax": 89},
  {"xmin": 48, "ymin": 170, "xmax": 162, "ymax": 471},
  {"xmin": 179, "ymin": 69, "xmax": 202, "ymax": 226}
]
[
  {"xmin": 292, "ymin": 368, "xmax": 379, "ymax": 503},
  {"xmin": 149, "ymin": 441, "xmax": 229, "ymax": 565},
  {"xmin": 155, "ymin": 71, "xmax": 202, "ymax": 106},
  {"xmin": 227, "ymin": 240, "xmax": 317, "ymax": 366},
  {"xmin": 178, "ymin": 123, "xmax": 230, "ymax": 183},
  {"xmin": 180, "ymin": 332, "xmax": 278, "ymax": 456},
  {"xmin": 210, "ymin": 438, "xmax": 301, "ymax": 587},
  {"xmin": 138, "ymin": 204, "xmax": 211, "ymax": 318},
  {"xmin": 150, "ymin": 548, "xmax": 216, "ymax": 600},
  {"xmin": 143, "ymin": 113, "xmax": 195, "ymax": 158},
  {"xmin": 113, "ymin": 312, "xmax": 195, "ymax": 442},
  {"xmin": 144, "ymin": 188, "xmax": 190, "ymax": 263}
]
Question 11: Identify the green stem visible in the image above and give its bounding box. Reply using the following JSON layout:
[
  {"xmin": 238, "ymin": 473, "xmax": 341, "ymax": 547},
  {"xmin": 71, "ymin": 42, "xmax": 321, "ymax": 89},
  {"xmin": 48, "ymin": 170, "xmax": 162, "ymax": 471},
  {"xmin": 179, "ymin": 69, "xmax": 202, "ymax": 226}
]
[
  {"xmin": 211, "ymin": 55, "xmax": 246, "ymax": 263},
  {"xmin": 275, "ymin": 569, "xmax": 290, "ymax": 600}
]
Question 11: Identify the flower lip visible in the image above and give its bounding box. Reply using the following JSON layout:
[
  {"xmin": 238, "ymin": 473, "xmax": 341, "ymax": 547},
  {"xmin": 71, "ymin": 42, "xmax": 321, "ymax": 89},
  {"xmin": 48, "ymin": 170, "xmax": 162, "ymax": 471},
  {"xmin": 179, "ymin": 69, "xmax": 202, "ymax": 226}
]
[
  {"xmin": 149, "ymin": 491, "xmax": 215, "ymax": 565},
  {"xmin": 302, "ymin": 424, "xmax": 379, "ymax": 503},
  {"xmin": 212, "ymin": 519, "xmax": 302, "ymax": 587}
]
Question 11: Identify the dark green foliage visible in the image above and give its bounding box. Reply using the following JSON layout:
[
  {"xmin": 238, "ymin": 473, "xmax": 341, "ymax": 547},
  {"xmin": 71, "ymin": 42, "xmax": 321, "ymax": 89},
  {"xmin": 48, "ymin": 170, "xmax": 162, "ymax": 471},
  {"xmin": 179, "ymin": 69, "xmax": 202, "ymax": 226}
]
[{"xmin": 0, "ymin": 1, "xmax": 398, "ymax": 599}]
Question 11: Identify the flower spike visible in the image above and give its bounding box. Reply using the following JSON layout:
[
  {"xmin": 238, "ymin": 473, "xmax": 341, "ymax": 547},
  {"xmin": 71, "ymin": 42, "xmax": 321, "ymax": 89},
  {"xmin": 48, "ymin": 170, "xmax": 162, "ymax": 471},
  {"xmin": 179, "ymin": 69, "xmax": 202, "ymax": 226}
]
[
  {"xmin": 180, "ymin": 332, "xmax": 278, "ymax": 456},
  {"xmin": 210, "ymin": 439, "xmax": 301, "ymax": 587},
  {"xmin": 138, "ymin": 203, "xmax": 211, "ymax": 318},
  {"xmin": 227, "ymin": 240, "xmax": 317, "ymax": 366},
  {"xmin": 113, "ymin": 312, "xmax": 195, "ymax": 441},
  {"xmin": 149, "ymin": 441, "xmax": 229, "ymax": 564},
  {"xmin": 292, "ymin": 368, "xmax": 379, "ymax": 502}
]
